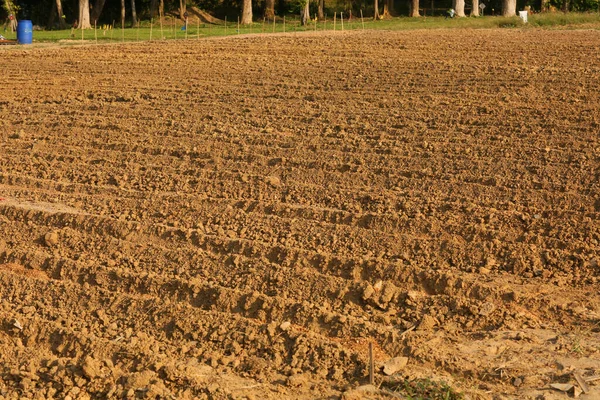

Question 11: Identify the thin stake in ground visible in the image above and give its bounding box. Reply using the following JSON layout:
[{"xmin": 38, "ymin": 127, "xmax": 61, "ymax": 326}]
[
  {"xmin": 369, "ymin": 342, "xmax": 374, "ymax": 385},
  {"xmin": 160, "ymin": 12, "xmax": 164, "ymax": 39}
]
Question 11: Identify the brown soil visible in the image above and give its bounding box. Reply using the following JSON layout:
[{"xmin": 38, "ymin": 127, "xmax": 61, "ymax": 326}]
[{"xmin": 0, "ymin": 29, "xmax": 599, "ymax": 400}]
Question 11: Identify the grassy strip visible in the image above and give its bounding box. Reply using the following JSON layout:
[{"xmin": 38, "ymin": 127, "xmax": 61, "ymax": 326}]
[
  {"xmin": 381, "ymin": 378, "xmax": 464, "ymax": 400},
  {"xmin": 1, "ymin": 12, "xmax": 599, "ymax": 43}
]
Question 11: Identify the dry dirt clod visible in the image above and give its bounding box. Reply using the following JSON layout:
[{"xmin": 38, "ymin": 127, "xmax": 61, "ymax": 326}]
[
  {"xmin": 417, "ymin": 315, "xmax": 437, "ymax": 331},
  {"xmin": 362, "ymin": 284, "xmax": 375, "ymax": 301},
  {"xmin": 381, "ymin": 357, "xmax": 408, "ymax": 376},
  {"xmin": 265, "ymin": 176, "xmax": 281, "ymax": 188},
  {"xmin": 44, "ymin": 231, "xmax": 59, "ymax": 247},
  {"xmin": 279, "ymin": 321, "xmax": 291, "ymax": 331},
  {"xmin": 82, "ymin": 356, "xmax": 102, "ymax": 379},
  {"xmin": 342, "ymin": 384, "xmax": 381, "ymax": 400}
]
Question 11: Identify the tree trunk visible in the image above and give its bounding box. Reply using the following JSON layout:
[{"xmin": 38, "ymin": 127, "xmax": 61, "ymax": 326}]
[
  {"xmin": 150, "ymin": 0, "xmax": 158, "ymax": 18},
  {"xmin": 241, "ymin": 0, "xmax": 252, "ymax": 24},
  {"xmin": 56, "ymin": 0, "xmax": 67, "ymax": 28},
  {"xmin": 78, "ymin": 0, "xmax": 92, "ymax": 28},
  {"xmin": 120, "ymin": 0, "xmax": 125, "ymax": 28},
  {"xmin": 561, "ymin": 0, "xmax": 570, "ymax": 11},
  {"xmin": 91, "ymin": 0, "xmax": 106, "ymax": 24},
  {"xmin": 301, "ymin": 0, "xmax": 309, "ymax": 25},
  {"xmin": 383, "ymin": 1, "xmax": 390, "ymax": 17},
  {"xmin": 131, "ymin": 0, "xmax": 137, "ymax": 26},
  {"xmin": 318, "ymin": 0, "xmax": 324, "ymax": 19},
  {"xmin": 47, "ymin": 0, "xmax": 57, "ymax": 29},
  {"xmin": 470, "ymin": 0, "xmax": 479, "ymax": 15},
  {"xmin": 373, "ymin": 0, "xmax": 380, "ymax": 19},
  {"xmin": 264, "ymin": 0, "xmax": 275, "ymax": 19},
  {"xmin": 540, "ymin": 0, "xmax": 548, "ymax": 11},
  {"xmin": 387, "ymin": 0, "xmax": 395, "ymax": 14},
  {"xmin": 454, "ymin": 0, "xmax": 465, "ymax": 16},
  {"xmin": 410, "ymin": 0, "xmax": 420, "ymax": 16},
  {"xmin": 179, "ymin": 0, "xmax": 186, "ymax": 19},
  {"xmin": 502, "ymin": 0, "xmax": 516, "ymax": 16},
  {"xmin": 159, "ymin": 0, "xmax": 164, "ymax": 17}
]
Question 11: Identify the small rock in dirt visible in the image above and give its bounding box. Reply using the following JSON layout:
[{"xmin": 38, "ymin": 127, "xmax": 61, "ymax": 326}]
[
  {"xmin": 280, "ymin": 321, "xmax": 291, "ymax": 331},
  {"xmin": 550, "ymin": 383, "xmax": 573, "ymax": 392},
  {"xmin": 12, "ymin": 319, "xmax": 23, "ymax": 330},
  {"xmin": 44, "ymin": 231, "xmax": 59, "ymax": 247},
  {"xmin": 382, "ymin": 357, "xmax": 408, "ymax": 376},
  {"xmin": 512, "ymin": 377, "xmax": 522, "ymax": 387},
  {"xmin": 373, "ymin": 280, "xmax": 383, "ymax": 292}
]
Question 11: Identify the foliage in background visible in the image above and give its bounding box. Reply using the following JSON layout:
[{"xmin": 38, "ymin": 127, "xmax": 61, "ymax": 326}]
[{"xmin": 1, "ymin": 0, "xmax": 599, "ymax": 27}]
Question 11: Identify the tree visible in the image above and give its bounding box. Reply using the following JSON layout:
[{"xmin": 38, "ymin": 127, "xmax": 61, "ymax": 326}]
[
  {"xmin": 51, "ymin": 0, "xmax": 68, "ymax": 29},
  {"xmin": 131, "ymin": 0, "xmax": 137, "ymax": 26},
  {"xmin": 383, "ymin": 0, "xmax": 395, "ymax": 16},
  {"xmin": 318, "ymin": 0, "xmax": 324, "ymax": 19},
  {"xmin": 2, "ymin": 0, "xmax": 18, "ymax": 31},
  {"xmin": 150, "ymin": 0, "xmax": 158, "ymax": 18},
  {"xmin": 78, "ymin": 0, "xmax": 92, "ymax": 28},
  {"xmin": 373, "ymin": 0, "xmax": 380, "ymax": 19},
  {"xmin": 179, "ymin": 0, "xmax": 186, "ymax": 20},
  {"xmin": 241, "ymin": 0, "xmax": 252, "ymax": 23},
  {"xmin": 409, "ymin": 0, "xmax": 420, "ymax": 16},
  {"xmin": 300, "ymin": 0, "xmax": 309, "ymax": 25},
  {"xmin": 91, "ymin": 0, "xmax": 106, "ymax": 24},
  {"xmin": 471, "ymin": 0, "xmax": 479, "ymax": 15},
  {"xmin": 264, "ymin": 0, "xmax": 275, "ymax": 19},
  {"xmin": 502, "ymin": 0, "xmax": 516, "ymax": 16},
  {"xmin": 453, "ymin": 0, "xmax": 465, "ymax": 16},
  {"xmin": 120, "ymin": 0, "xmax": 125, "ymax": 27}
]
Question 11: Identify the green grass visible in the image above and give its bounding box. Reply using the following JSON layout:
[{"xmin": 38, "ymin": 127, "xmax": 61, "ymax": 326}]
[
  {"xmin": 2, "ymin": 12, "xmax": 599, "ymax": 44},
  {"xmin": 382, "ymin": 378, "xmax": 464, "ymax": 400}
]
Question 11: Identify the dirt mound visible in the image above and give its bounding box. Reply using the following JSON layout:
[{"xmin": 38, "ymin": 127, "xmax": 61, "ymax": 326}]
[{"xmin": 0, "ymin": 30, "xmax": 599, "ymax": 399}]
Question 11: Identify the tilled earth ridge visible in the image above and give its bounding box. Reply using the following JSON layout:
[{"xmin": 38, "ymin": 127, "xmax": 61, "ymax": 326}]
[{"xmin": 0, "ymin": 29, "xmax": 599, "ymax": 399}]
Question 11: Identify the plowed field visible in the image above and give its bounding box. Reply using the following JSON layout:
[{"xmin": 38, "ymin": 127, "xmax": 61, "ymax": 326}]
[{"xmin": 1, "ymin": 29, "xmax": 599, "ymax": 399}]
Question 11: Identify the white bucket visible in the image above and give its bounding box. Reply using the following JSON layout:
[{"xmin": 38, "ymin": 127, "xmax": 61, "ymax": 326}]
[{"xmin": 518, "ymin": 10, "xmax": 528, "ymax": 23}]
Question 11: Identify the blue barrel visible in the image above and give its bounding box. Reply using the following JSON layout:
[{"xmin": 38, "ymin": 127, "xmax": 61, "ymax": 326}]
[{"xmin": 17, "ymin": 20, "xmax": 33, "ymax": 45}]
